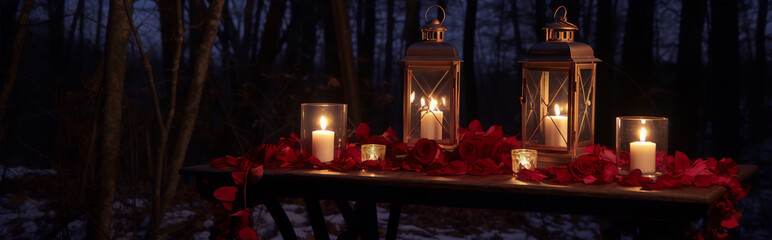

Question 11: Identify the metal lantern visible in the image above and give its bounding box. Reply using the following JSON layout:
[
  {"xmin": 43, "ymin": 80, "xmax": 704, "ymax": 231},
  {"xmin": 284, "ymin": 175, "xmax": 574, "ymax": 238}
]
[
  {"xmin": 520, "ymin": 6, "xmax": 599, "ymax": 164},
  {"xmin": 402, "ymin": 5, "xmax": 461, "ymax": 149}
]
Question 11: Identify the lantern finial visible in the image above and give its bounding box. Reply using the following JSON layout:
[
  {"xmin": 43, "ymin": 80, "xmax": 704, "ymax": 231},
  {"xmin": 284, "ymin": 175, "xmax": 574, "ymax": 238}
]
[
  {"xmin": 420, "ymin": 5, "xmax": 447, "ymax": 42},
  {"xmin": 543, "ymin": 6, "xmax": 578, "ymax": 42}
]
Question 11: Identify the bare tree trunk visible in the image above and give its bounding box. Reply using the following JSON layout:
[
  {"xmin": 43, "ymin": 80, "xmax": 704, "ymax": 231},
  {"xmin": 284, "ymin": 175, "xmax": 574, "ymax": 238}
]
[
  {"xmin": 404, "ymin": 0, "xmax": 420, "ymax": 46},
  {"xmin": 95, "ymin": 0, "xmax": 104, "ymax": 48},
  {"xmin": 161, "ymin": 0, "xmax": 225, "ymax": 215},
  {"xmin": 462, "ymin": 0, "xmax": 478, "ymax": 125},
  {"xmin": 594, "ymin": 0, "xmax": 615, "ymax": 146},
  {"xmin": 748, "ymin": 0, "xmax": 768, "ymax": 141},
  {"xmin": 0, "ymin": 0, "xmax": 33, "ymax": 124},
  {"xmin": 47, "ymin": 0, "xmax": 65, "ymax": 75},
  {"xmin": 153, "ymin": 0, "xmax": 183, "ymax": 237},
  {"xmin": 358, "ymin": 0, "xmax": 375, "ymax": 125},
  {"xmin": 383, "ymin": 0, "xmax": 394, "ymax": 130},
  {"xmin": 65, "ymin": 0, "xmax": 85, "ymax": 61},
  {"xmin": 620, "ymin": 0, "xmax": 655, "ymax": 115},
  {"xmin": 330, "ymin": 0, "xmax": 362, "ymax": 125},
  {"xmin": 251, "ymin": 0, "xmax": 264, "ymax": 61},
  {"xmin": 510, "ymin": 0, "xmax": 525, "ymax": 57},
  {"xmin": 89, "ymin": 0, "xmax": 133, "ymax": 239},
  {"xmin": 709, "ymin": 0, "xmax": 740, "ymax": 157},
  {"xmin": 239, "ymin": 0, "xmax": 256, "ymax": 64},
  {"xmin": 256, "ymin": 0, "xmax": 286, "ymax": 72},
  {"xmin": 533, "ymin": 0, "xmax": 546, "ymax": 42},
  {"xmin": 672, "ymin": 0, "xmax": 706, "ymax": 156},
  {"xmin": 0, "ymin": 0, "xmax": 20, "ymax": 51}
]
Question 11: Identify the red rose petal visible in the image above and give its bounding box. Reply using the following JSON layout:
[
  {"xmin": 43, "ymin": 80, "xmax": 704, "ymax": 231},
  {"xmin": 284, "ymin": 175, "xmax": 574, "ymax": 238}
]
[
  {"xmin": 618, "ymin": 169, "xmax": 643, "ymax": 186},
  {"xmin": 694, "ymin": 174, "xmax": 718, "ymax": 187},
  {"xmin": 583, "ymin": 175, "xmax": 597, "ymax": 184},
  {"xmin": 214, "ymin": 186, "xmax": 238, "ymax": 202},
  {"xmin": 517, "ymin": 169, "xmax": 547, "ymax": 182},
  {"xmin": 247, "ymin": 166, "xmax": 263, "ymax": 185},
  {"xmin": 356, "ymin": 123, "xmax": 371, "ymax": 142},
  {"xmin": 232, "ymin": 171, "xmax": 246, "ymax": 185}
]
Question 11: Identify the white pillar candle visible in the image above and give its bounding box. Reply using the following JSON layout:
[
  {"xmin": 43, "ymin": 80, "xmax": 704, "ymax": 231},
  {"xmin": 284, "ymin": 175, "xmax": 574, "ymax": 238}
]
[
  {"xmin": 630, "ymin": 128, "xmax": 656, "ymax": 173},
  {"xmin": 545, "ymin": 105, "xmax": 568, "ymax": 147},
  {"xmin": 420, "ymin": 98, "xmax": 443, "ymax": 140},
  {"xmin": 312, "ymin": 116, "xmax": 335, "ymax": 163}
]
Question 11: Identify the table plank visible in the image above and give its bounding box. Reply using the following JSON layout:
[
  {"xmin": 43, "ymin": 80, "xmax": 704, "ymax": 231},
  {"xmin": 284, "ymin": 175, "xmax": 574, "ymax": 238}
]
[{"xmin": 181, "ymin": 164, "xmax": 757, "ymax": 205}]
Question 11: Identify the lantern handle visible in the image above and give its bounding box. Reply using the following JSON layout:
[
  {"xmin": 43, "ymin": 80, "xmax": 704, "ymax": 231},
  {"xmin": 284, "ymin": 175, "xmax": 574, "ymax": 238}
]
[
  {"xmin": 424, "ymin": 5, "xmax": 446, "ymax": 25},
  {"xmin": 553, "ymin": 5, "xmax": 568, "ymax": 21}
]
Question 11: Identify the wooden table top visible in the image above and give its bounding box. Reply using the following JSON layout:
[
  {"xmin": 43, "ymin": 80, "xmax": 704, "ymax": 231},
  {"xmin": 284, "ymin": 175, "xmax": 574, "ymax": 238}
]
[{"xmin": 180, "ymin": 164, "xmax": 757, "ymax": 205}]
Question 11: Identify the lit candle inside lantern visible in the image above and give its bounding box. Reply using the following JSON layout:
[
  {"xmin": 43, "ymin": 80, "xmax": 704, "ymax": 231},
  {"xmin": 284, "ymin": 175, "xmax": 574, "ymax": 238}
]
[
  {"xmin": 361, "ymin": 144, "xmax": 386, "ymax": 161},
  {"xmin": 420, "ymin": 98, "xmax": 444, "ymax": 140},
  {"xmin": 545, "ymin": 105, "xmax": 568, "ymax": 147},
  {"xmin": 312, "ymin": 116, "xmax": 335, "ymax": 163},
  {"xmin": 630, "ymin": 128, "xmax": 656, "ymax": 174}
]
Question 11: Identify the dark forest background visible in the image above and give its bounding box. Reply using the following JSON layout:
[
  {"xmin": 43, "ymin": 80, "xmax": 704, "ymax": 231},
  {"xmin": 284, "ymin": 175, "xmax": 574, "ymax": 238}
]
[{"xmin": 0, "ymin": 0, "xmax": 771, "ymax": 239}]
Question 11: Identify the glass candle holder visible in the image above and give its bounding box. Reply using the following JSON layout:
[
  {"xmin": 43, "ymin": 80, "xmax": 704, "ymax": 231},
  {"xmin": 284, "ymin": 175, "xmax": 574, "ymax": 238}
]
[
  {"xmin": 511, "ymin": 149, "xmax": 538, "ymax": 174},
  {"xmin": 301, "ymin": 103, "xmax": 347, "ymax": 163},
  {"xmin": 616, "ymin": 116, "xmax": 668, "ymax": 178},
  {"xmin": 361, "ymin": 144, "xmax": 386, "ymax": 162}
]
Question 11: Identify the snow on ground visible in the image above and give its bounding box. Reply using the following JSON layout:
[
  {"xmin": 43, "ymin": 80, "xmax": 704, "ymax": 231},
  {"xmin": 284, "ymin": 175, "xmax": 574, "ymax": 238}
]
[{"xmin": 0, "ymin": 165, "xmax": 56, "ymax": 182}]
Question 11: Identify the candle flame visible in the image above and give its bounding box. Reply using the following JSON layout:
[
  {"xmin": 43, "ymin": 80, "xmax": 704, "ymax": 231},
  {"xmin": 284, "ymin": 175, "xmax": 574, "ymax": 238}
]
[
  {"xmin": 639, "ymin": 128, "xmax": 647, "ymax": 142},
  {"xmin": 442, "ymin": 96, "xmax": 447, "ymax": 106},
  {"xmin": 320, "ymin": 116, "xmax": 328, "ymax": 130},
  {"xmin": 641, "ymin": 119, "xmax": 646, "ymax": 124},
  {"xmin": 420, "ymin": 97, "xmax": 426, "ymax": 107},
  {"xmin": 430, "ymin": 98, "xmax": 439, "ymax": 111},
  {"xmin": 554, "ymin": 105, "xmax": 561, "ymax": 116},
  {"xmin": 410, "ymin": 91, "xmax": 415, "ymax": 103}
]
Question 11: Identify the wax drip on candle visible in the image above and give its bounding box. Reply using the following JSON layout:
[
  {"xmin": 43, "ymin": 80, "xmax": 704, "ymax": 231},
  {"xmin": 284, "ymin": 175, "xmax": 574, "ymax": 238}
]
[{"xmin": 320, "ymin": 116, "xmax": 327, "ymax": 130}]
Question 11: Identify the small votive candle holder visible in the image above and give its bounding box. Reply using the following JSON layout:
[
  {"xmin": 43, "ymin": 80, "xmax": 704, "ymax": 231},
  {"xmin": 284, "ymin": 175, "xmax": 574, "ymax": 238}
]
[
  {"xmin": 615, "ymin": 116, "xmax": 668, "ymax": 178},
  {"xmin": 301, "ymin": 103, "xmax": 347, "ymax": 163},
  {"xmin": 511, "ymin": 149, "xmax": 537, "ymax": 174},
  {"xmin": 361, "ymin": 144, "xmax": 386, "ymax": 162}
]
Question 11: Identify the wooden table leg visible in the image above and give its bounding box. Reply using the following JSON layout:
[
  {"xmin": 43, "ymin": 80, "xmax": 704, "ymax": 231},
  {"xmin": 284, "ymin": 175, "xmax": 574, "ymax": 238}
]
[
  {"xmin": 304, "ymin": 198, "xmax": 330, "ymax": 240},
  {"xmin": 263, "ymin": 197, "xmax": 298, "ymax": 240},
  {"xmin": 385, "ymin": 202, "xmax": 402, "ymax": 240},
  {"xmin": 360, "ymin": 201, "xmax": 379, "ymax": 240},
  {"xmin": 335, "ymin": 200, "xmax": 354, "ymax": 226},
  {"xmin": 338, "ymin": 200, "xmax": 379, "ymax": 240}
]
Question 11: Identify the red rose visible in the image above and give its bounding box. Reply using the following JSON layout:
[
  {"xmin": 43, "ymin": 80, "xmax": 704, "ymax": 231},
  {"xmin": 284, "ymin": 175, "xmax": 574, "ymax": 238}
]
[
  {"xmin": 458, "ymin": 135, "xmax": 488, "ymax": 161},
  {"xmin": 355, "ymin": 123, "xmax": 371, "ymax": 142},
  {"xmin": 244, "ymin": 144, "xmax": 281, "ymax": 168},
  {"xmin": 467, "ymin": 158, "xmax": 498, "ymax": 175},
  {"xmin": 279, "ymin": 133, "xmax": 301, "ymax": 150},
  {"xmin": 411, "ymin": 138, "xmax": 438, "ymax": 166},
  {"xmin": 569, "ymin": 155, "xmax": 597, "ymax": 181},
  {"xmin": 366, "ymin": 135, "xmax": 390, "ymax": 145},
  {"xmin": 489, "ymin": 141, "xmax": 512, "ymax": 165}
]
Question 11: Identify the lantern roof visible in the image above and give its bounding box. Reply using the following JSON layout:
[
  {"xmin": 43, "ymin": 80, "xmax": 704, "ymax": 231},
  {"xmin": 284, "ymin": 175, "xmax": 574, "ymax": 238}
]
[
  {"xmin": 404, "ymin": 5, "xmax": 459, "ymax": 61},
  {"xmin": 521, "ymin": 6, "xmax": 600, "ymax": 63}
]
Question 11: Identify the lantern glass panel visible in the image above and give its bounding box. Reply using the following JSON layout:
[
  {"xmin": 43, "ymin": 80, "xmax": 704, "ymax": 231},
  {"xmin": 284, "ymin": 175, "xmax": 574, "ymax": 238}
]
[
  {"xmin": 523, "ymin": 67, "xmax": 570, "ymax": 150},
  {"xmin": 406, "ymin": 65, "xmax": 455, "ymax": 143},
  {"xmin": 576, "ymin": 64, "xmax": 595, "ymax": 145}
]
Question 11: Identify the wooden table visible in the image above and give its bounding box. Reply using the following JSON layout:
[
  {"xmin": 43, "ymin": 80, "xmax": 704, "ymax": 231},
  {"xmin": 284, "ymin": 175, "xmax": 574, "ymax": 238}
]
[{"xmin": 180, "ymin": 164, "xmax": 757, "ymax": 240}]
